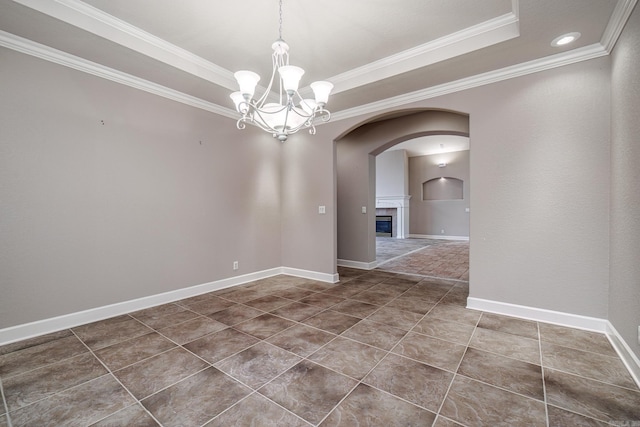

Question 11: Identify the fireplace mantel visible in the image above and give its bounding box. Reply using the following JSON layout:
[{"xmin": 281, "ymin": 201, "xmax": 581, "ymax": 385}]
[{"xmin": 376, "ymin": 195, "xmax": 411, "ymax": 238}]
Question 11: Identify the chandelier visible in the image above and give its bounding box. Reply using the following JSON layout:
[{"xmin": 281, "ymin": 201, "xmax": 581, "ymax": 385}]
[{"xmin": 230, "ymin": 0, "xmax": 333, "ymax": 142}]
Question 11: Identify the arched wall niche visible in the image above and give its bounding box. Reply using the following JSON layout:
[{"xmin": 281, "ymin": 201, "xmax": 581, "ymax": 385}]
[{"xmin": 335, "ymin": 108, "xmax": 470, "ymax": 266}]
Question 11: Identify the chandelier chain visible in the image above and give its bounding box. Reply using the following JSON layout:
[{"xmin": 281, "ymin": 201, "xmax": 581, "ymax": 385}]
[{"xmin": 278, "ymin": 0, "xmax": 283, "ymax": 40}]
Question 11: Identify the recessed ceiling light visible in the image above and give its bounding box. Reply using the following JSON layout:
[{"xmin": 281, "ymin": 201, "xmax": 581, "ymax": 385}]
[{"xmin": 551, "ymin": 32, "xmax": 581, "ymax": 47}]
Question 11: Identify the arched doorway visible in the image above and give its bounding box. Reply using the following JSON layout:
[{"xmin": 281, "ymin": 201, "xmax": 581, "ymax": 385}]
[{"xmin": 335, "ymin": 109, "xmax": 470, "ymax": 273}]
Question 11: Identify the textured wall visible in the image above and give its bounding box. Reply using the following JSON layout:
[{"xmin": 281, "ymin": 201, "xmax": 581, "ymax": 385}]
[
  {"xmin": 610, "ymin": 5, "xmax": 640, "ymax": 359},
  {"xmin": 0, "ymin": 48, "xmax": 282, "ymax": 328}
]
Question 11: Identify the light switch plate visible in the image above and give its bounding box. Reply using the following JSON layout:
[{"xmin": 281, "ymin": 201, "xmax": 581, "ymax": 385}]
[{"xmin": 361, "ymin": 206, "xmax": 367, "ymax": 214}]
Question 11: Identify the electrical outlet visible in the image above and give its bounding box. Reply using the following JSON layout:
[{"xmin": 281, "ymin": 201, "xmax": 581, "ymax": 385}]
[
  {"xmin": 361, "ymin": 206, "xmax": 367, "ymax": 214},
  {"xmin": 318, "ymin": 205, "xmax": 326, "ymax": 214},
  {"xmin": 441, "ymin": 229, "xmax": 445, "ymax": 234},
  {"xmin": 233, "ymin": 261, "xmax": 239, "ymax": 270}
]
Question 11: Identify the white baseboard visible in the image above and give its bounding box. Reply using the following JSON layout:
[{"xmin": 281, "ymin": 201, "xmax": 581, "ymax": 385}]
[
  {"xmin": 466, "ymin": 297, "xmax": 607, "ymax": 332},
  {"xmin": 409, "ymin": 234, "xmax": 469, "ymax": 241},
  {"xmin": 281, "ymin": 267, "xmax": 339, "ymax": 284},
  {"xmin": 0, "ymin": 266, "xmax": 335, "ymax": 346},
  {"xmin": 606, "ymin": 321, "xmax": 640, "ymax": 389},
  {"xmin": 467, "ymin": 297, "xmax": 640, "ymax": 389},
  {"xmin": 337, "ymin": 259, "xmax": 378, "ymax": 270}
]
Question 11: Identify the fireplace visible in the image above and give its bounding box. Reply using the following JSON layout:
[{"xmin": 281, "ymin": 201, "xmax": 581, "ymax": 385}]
[{"xmin": 376, "ymin": 215, "xmax": 393, "ymax": 237}]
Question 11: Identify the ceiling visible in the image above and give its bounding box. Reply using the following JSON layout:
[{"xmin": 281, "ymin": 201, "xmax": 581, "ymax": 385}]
[{"xmin": 0, "ymin": 0, "xmax": 634, "ymax": 123}]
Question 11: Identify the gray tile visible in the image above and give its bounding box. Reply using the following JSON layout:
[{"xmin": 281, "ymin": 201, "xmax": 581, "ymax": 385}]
[
  {"xmin": 547, "ymin": 405, "xmax": 611, "ymax": 427},
  {"xmin": 457, "ymin": 348, "xmax": 544, "ymax": 400},
  {"xmin": 267, "ymin": 324, "xmax": 335, "ymax": 358},
  {"xmin": 320, "ymin": 383, "xmax": 436, "ymax": 427},
  {"xmin": 145, "ymin": 310, "xmax": 201, "ymax": 330},
  {"xmin": 366, "ymin": 306, "xmax": 423, "ymax": 331},
  {"xmin": 9, "ymin": 375, "xmax": 134, "ymax": 427},
  {"xmin": 4, "ymin": 353, "xmax": 107, "ymax": 411},
  {"xmin": 0, "ymin": 334, "xmax": 87, "ymax": 379},
  {"xmin": 215, "ymin": 342, "xmax": 301, "ymax": 389},
  {"xmin": 539, "ymin": 323, "xmax": 617, "ymax": 357},
  {"xmin": 129, "ymin": 303, "xmax": 192, "ymax": 329},
  {"xmin": 158, "ymin": 316, "xmax": 227, "ymax": 344},
  {"xmin": 72, "ymin": 316, "xmax": 153, "ymax": 350},
  {"xmin": 469, "ymin": 328, "xmax": 541, "ymax": 365},
  {"xmin": 271, "ymin": 287, "xmax": 316, "ymax": 301},
  {"xmin": 428, "ymin": 304, "xmax": 482, "ymax": 326},
  {"xmin": 269, "ymin": 302, "xmax": 324, "ymax": 322},
  {"xmin": 301, "ymin": 310, "xmax": 361, "ymax": 334},
  {"xmin": 142, "ymin": 367, "xmax": 250, "ymax": 427},
  {"xmin": 544, "ymin": 368, "xmax": 640, "ymax": 423},
  {"xmin": 413, "ymin": 316, "xmax": 475, "ymax": 345},
  {"xmin": 94, "ymin": 332, "xmax": 176, "ymax": 371},
  {"xmin": 440, "ymin": 375, "xmax": 546, "ymax": 427},
  {"xmin": 207, "ymin": 304, "xmax": 264, "ymax": 326},
  {"xmin": 184, "ymin": 328, "xmax": 259, "ymax": 364},
  {"xmin": 299, "ymin": 293, "xmax": 345, "ymax": 309},
  {"xmin": 364, "ymin": 353, "xmax": 453, "ymax": 412},
  {"xmin": 244, "ymin": 295, "xmax": 292, "ymax": 311},
  {"xmin": 433, "ymin": 416, "xmax": 466, "ymax": 427},
  {"xmin": 477, "ymin": 312, "xmax": 538, "ymax": 339},
  {"xmin": 542, "ymin": 341, "xmax": 638, "ymax": 389},
  {"xmin": 178, "ymin": 295, "xmax": 237, "ymax": 315},
  {"xmin": 331, "ymin": 299, "xmax": 380, "ymax": 318},
  {"xmin": 0, "ymin": 330, "xmax": 74, "ymax": 356},
  {"xmin": 90, "ymin": 404, "xmax": 159, "ymax": 426},
  {"xmin": 350, "ymin": 290, "xmax": 396, "ymax": 306},
  {"xmin": 234, "ymin": 314, "xmax": 296, "ymax": 340},
  {"xmin": 309, "ymin": 337, "xmax": 386, "ymax": 380},
  {"xmin": 392, "ymin": 332, "xmax": 466, "ymax": 372},
  {"xmin": 114, "ymin": 347, "xmax": 208, "ymax": 399},
  {"xmin": 204, "ymin": 393, "xmax": 311, "ymax": 427},
  {"xmin": 385, "ymin": 295, "xmax": 435, "ymax": 314},
  {"xmin": 341, "ymin": 319, "xmax": 407, "ymax": 350},
  {"xmin": 259, "ymin": 361, "xmax": 357, "ymax": 425}
]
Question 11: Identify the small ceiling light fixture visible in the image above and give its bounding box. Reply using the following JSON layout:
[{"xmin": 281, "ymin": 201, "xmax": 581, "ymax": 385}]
[
  {"xmin": 551, "ymin": 32, "xmax": 581, "ymax": 47},
  {"xmin": 438, "ymin": 162, "xmax": 447, "ymax": 168},
  {"xmin": 230, "ymin": 0, "xmax": 333, "ymax": 142}
]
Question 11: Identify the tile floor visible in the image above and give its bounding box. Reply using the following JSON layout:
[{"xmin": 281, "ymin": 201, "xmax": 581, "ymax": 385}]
[{"xmin": 1, "ymin": 250, "xmax": 639, "ymax": 426}]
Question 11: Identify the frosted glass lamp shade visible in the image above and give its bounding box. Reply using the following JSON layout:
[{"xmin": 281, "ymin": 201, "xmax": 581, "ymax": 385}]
[
  {"xmin": 230, "ymin": 91, "xmax": 247, "ymax": 113},
  {"xmin": 310, "ymin": 81, "xmax": 333, "ymax": 105},
  {"xmin": 278, "ymin": 66, "xmax": 305, "ymax": 93},
  {"xmin": 234, "ymin": 70, "xmax": 260, "ymax": 98}
]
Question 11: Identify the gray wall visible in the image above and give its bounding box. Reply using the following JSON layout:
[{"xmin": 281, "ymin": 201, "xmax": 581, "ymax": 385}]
[
  {"xmin": 610, "ymin": 5, "xmax": 640, "ymax": 360},
  {"xmin": 0, "ymin": 48, "xmax": 282, "ymax": 328},
  {"xmin": 376, "ymin": 150, "xmax": 408, "ymax": 197},
  {"xmin": 334, "ymin": 57, "xmax": 610, "ymax": 319},
  {"xmin": 409, "ymin": 150, "xmax": 470, "ymax": 237}
]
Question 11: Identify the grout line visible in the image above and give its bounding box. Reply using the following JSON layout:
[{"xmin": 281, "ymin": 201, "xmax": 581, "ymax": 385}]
[
  {"xmin": 538, "ymin": 321, "xmax": 550, "ymax": 427},
  {"xmin": 0, "ymin": 377, "xmax": 13, "ymax": 427},
  {"xmin": 69, "ymin": 329, "xmax": 165, "ymax": 426}
]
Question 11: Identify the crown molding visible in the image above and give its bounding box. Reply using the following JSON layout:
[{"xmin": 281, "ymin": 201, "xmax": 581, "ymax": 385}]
[
  {"xmin": 331, "ymin": 43, "xmax": 608, "ymax": 122},
  {"xmin": 0, "ymin": 30, "xmax": 237, "ymax": 119},
  {"xmin": 328, "ymin": 11, "xmax": 520, "ymax": 96},
  {"xmin": 12, "ymin": 0, "xmax": 238, "ymax": 90},
  {"xmin": 600, "ymin": 0, "xmax": 638, "ymax": 52}
]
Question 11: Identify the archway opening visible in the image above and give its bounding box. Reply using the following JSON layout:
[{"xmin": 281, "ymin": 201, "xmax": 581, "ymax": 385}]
[{"xmin": 335, "ymin": 109, "xmax": 470, "ymax": 279}]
